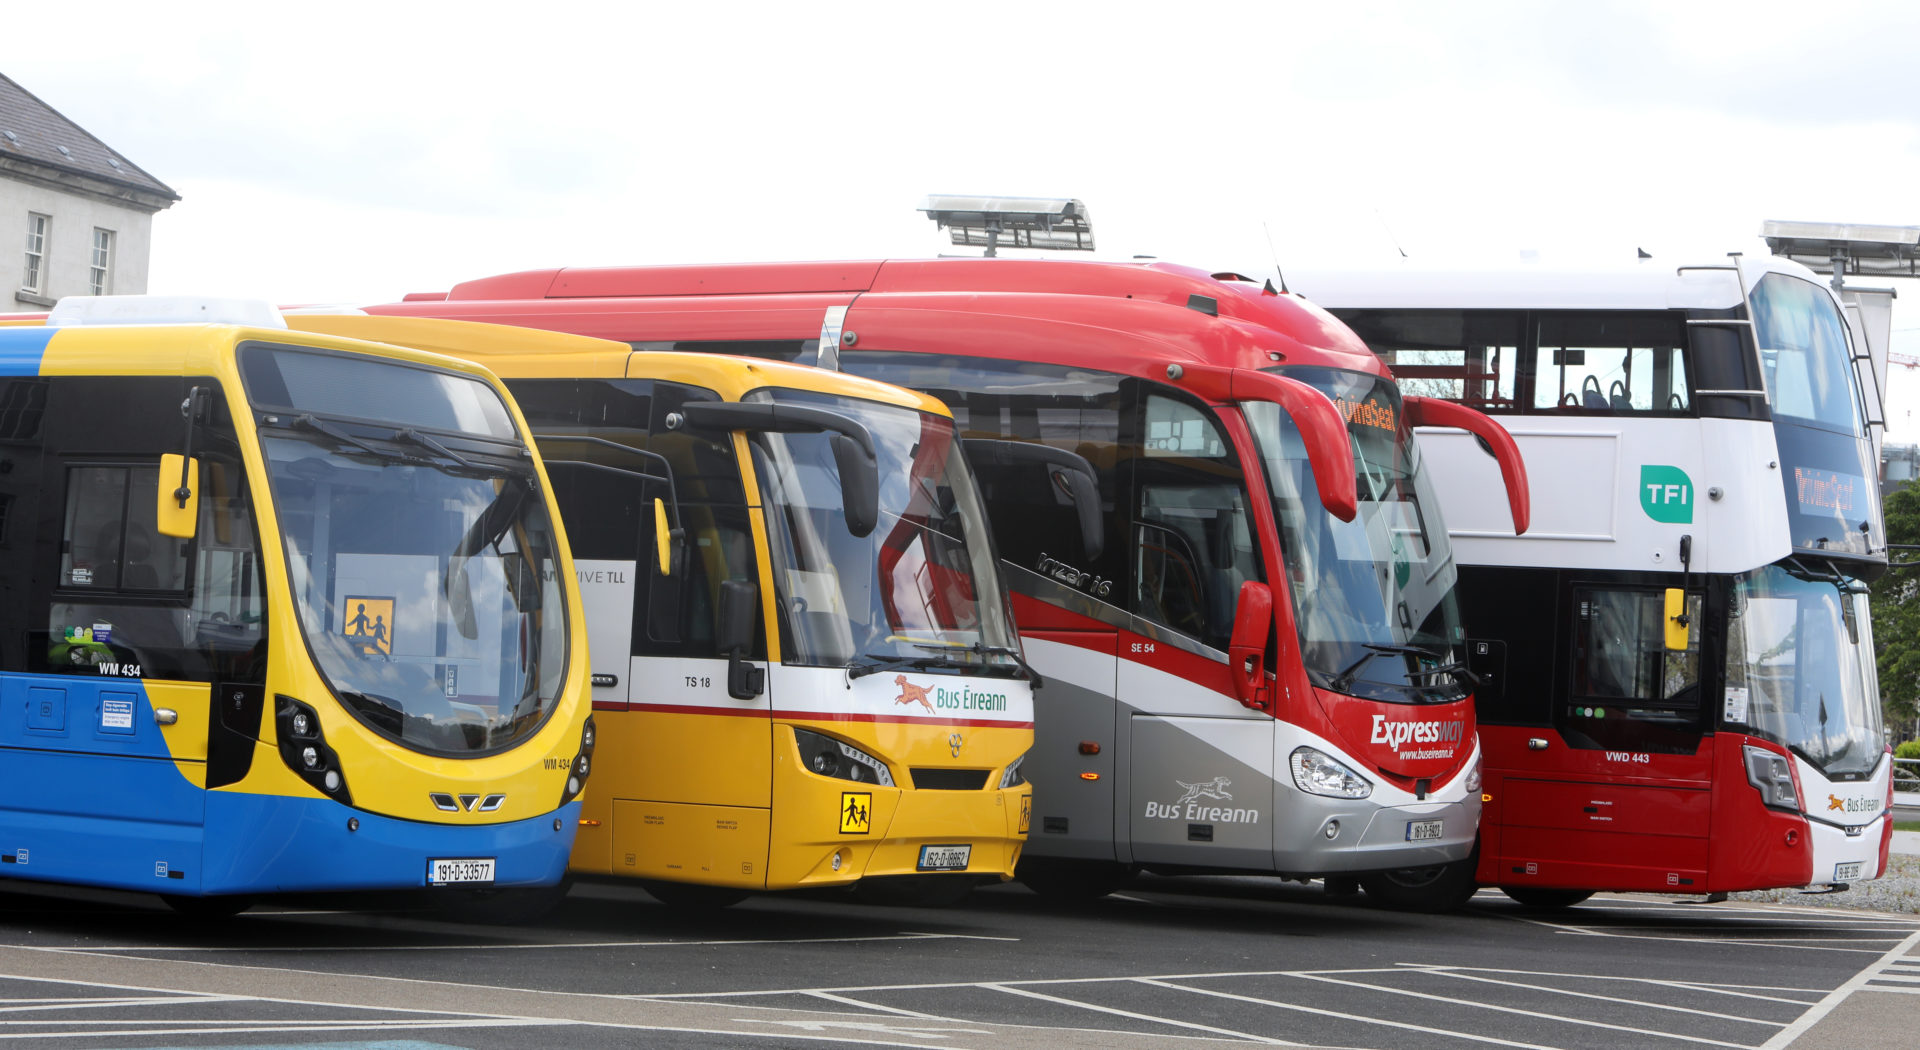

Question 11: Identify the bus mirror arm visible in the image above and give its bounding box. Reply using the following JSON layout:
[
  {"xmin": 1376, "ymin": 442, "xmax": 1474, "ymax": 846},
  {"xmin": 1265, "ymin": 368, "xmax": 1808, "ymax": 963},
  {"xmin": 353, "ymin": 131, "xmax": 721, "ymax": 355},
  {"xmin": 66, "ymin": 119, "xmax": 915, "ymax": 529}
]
[
  {"xmin": 961, "ymin": 439, "xmax": 1105, "ymax": 559},
  {"xmin": 1403, "ymin": 397, "xmax": 1531, "ymax": 535},
  {"xmin": 533, "ymin": 435, "xmax": 690, "ymax": 574},
  {"xmin": 1228, "ymin": 581, "xmax": 1276, "ymax": 713},
  {"xmin": 156, "ymin": 386, "xmax": 207, "ymax": 539},
  {"xmin": 1171, "ymin": 365, "xmax": 1358, "ymax": 522},
  {"xmin": 717, "ymin": 579, "xmax": 765, "ymax": 700}
]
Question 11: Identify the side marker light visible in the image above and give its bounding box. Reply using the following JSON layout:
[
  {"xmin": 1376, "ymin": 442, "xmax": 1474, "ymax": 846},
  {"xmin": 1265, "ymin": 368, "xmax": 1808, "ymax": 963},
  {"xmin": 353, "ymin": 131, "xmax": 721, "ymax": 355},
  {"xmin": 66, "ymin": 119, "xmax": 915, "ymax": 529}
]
[
  {"xmin": 1482, "ymin": 794, "xmax": 1493, "ymax": 803},
  {"xmin": 579, "ymin": 819, "xmax": 602, "ymax": 827},
  {"xmin": 1078, "ymin": 741, "xmax": 1101, "ymax": 755},
  {"xmin": 1080, "ymin": 771, "xmax": 1100, "ymax": 781}
]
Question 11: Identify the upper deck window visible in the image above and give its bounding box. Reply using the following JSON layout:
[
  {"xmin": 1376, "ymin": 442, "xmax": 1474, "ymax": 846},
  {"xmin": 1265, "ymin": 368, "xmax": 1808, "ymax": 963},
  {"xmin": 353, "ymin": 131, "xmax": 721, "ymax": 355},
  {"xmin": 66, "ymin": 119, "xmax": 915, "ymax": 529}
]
[
  {"xmin": 1749, "ymin": 273, "xmax": 1863, "ymax": 438},
  {"xmin": 1336, "ymin": 308, "xmax": 1693, "ymax": 417}
]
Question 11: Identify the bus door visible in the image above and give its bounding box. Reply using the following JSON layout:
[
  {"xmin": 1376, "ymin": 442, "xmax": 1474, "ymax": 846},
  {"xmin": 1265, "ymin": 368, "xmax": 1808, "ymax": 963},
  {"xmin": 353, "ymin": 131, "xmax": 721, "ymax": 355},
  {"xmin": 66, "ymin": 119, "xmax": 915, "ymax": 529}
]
[
  {"xmin": 1497, "ymin": 580, "xmax": 1713, "ymax": 891},
  {"xmin": 505, "ymin": 375, "xmax": 771, "ymax": 883},
  {"xmin": 1120, "ymin": 390, "xmax": 1274, "ymax": 869},
  {"xmin": 838, "ymin": 353, "xmax": 1124, "ymax": 861}
]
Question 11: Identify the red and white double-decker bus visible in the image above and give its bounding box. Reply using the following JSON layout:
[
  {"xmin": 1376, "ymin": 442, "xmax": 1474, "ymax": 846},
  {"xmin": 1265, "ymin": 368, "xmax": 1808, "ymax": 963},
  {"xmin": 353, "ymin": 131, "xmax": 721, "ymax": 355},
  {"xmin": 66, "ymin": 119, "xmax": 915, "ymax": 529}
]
[
  {"xmin": 355, "ymin": 251, "xmax": 1530, "ymax": 909},
  {"xmin": 1295, "ymin": 235, "xmax": 1896, "ymax": 904}
]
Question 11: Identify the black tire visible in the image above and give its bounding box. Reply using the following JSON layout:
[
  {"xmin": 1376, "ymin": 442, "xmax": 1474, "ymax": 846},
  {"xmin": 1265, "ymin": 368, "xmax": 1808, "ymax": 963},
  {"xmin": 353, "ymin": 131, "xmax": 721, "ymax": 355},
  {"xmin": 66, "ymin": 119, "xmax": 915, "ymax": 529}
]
[
  {"xmin": 638, "ymin": 879, "xmax": 749, "ymax": 909},
  {"xmin": 1016, "ymin": 858, "xmax": 1126, "ymax": 901},
  {"xmin": 850, "ymin": 875, "xmax": 978, "ymax": 908},
  {"xmin": 1500, "ymin": 886, "xmax": 1595, "ymax": 909},
  {"xmin": 1360, "ymin": 858, "xmax": 1479, "ymax": 912},
  {"xmin": 160, "ymin": 894, "xmax": 253, "ymax": 919},
  {"xmin": 433, "ymin": 877, "xmax": 573, "ymax": 925}
]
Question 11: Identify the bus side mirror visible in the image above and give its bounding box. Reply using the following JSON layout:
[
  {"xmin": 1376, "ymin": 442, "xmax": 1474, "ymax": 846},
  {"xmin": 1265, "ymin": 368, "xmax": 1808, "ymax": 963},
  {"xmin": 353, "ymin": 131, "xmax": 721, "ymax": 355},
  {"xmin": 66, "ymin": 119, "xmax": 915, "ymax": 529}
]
[
  {"xmin": 1228, "ymin": 581, "xmax": 1275, "ymax": 713},
  {"xmin": 1663, "ymin": 587, "xmax": 1690, "ymax": 651},
  {"xmin": 156, "ymin": 454, "xmax": 200, "ymax": 539},
  {"xmin": 831, "ymin": 432, "xmax": 879, "ymax": 539},
  {"xmin": 717, "ymin": 579, "xmax": 764, "ymax": 700},
  {"xmin": 652, "ymin": 497, "xmax": 683, "ymax": 577}
]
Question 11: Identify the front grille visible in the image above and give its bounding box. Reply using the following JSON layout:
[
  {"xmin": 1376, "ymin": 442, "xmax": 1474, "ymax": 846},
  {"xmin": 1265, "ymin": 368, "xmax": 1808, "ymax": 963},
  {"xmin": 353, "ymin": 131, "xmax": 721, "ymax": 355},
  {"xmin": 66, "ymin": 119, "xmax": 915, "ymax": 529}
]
[{"xmin": 911, "ymin": 768, "xmax": 991, "ymax": 790}]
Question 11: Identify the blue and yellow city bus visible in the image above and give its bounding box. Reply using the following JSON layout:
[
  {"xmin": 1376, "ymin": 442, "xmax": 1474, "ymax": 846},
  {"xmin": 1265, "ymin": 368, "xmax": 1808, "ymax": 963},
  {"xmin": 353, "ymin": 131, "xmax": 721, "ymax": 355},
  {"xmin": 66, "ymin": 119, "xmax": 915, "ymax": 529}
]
[{"xmin": 0, "ymin": 297, "xmax": 592, "ymax": 915}]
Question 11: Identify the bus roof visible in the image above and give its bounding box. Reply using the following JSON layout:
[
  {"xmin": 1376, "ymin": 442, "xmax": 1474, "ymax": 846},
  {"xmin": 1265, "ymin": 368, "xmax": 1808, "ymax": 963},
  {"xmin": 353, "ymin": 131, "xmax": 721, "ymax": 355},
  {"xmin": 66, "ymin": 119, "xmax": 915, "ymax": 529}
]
[
  {"xmin": 285, "ymin": 313, "xmax": 948, "ymax": 416},
  {"xmin": 1289, "ymin": 254, "xmax": 1828, "ymax": 312},
  {"xmin": 378, "ymin": 257, "xmax": 1381, "ymax": 381}
]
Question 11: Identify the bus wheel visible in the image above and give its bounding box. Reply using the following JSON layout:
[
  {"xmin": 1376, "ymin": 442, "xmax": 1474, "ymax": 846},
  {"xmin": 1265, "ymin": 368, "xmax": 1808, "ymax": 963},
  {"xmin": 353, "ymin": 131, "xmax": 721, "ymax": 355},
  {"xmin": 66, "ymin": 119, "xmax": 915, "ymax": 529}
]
[
  {"xmin": 1500, "ymin": 886, "xmax": 1594, "ymax": 909},
  {"xmin": 1360, "ymin": 859, "xmax": 1479, "ymax": 912},
  {"xmin": 852, "ymin": 875, "xmax": 977, "ymax": 908},
  {"xmin": 434, "ymin": 878, "xmax": 573, "ymax": 925},
  {"xmin": 1016, "ymin": 858, "xmax": 1126, "ymax": 902},
  {"xmin": 638, "ymin": 880, "xmax": 749, "ymax": 909},
  {"xmin": 160, "ymin": 894, "xmax": 253, "ymax": 919}
]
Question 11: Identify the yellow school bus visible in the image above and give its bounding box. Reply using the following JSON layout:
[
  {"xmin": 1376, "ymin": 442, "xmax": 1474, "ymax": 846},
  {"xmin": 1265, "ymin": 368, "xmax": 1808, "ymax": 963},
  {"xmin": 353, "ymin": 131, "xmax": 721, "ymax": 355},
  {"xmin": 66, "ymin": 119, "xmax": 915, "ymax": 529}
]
[{"xmin": 287, "ymin": 314, "xmax": 1035, "ymax": 905}]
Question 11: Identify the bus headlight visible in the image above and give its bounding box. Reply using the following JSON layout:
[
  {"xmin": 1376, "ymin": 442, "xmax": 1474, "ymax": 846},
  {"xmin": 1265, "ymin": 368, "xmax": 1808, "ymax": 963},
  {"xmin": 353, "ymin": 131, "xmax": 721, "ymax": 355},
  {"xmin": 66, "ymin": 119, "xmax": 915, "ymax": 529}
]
[
  {"xmin": 1743, "ymin": 744, "xmax": 1799, "ymax": 812},
  {"xmin": 793, "ymin": 727, "xmax": 893, "ymax": 786},
  {"xmin": 1289, "ymin": 746, "xmax": 1372, "ymax": 799},
  {"xmin": 1464, "ymin": 753, "xmax": 1482, "ymax": 795},
  {"xmin": 560, "ymin": 715, "xmax": 596, "ymax": 806},
  {"xmin": 275, "ymin": 696, "xmax": 351, "ymax": 805},
  {"xmin": 999, "ymin": 753, "xmax": 1028, "ymax": 789}
]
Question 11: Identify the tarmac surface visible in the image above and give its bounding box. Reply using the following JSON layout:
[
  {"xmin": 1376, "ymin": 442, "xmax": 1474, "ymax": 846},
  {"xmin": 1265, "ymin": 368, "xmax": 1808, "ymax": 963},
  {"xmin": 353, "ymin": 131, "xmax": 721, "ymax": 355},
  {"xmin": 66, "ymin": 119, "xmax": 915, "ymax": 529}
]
[{"xmin": 2, "ymin": 867, "xmax": 1918, "ymax": 1050}]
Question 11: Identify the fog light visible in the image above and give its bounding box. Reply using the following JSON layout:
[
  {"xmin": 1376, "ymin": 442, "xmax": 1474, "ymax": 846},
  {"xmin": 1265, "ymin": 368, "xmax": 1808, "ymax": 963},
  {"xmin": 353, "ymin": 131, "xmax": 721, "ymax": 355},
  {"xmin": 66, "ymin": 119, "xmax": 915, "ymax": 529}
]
[
  {"xmin": 323, "ymin": 770, "xmax": 341, "ymax": 792},
  {"xmin": 1324, "ymin": 820, "xmax": 1340, "ymax": 839},
  {"xmin": 1786, "ymin": 829, "xmax": 1799, "ymax": 846},
  {"xmin": 831, "ymin": 851, "xmax": 844, "ymax": 872},
  {"xmin": 301, "ymin": 746, "xmax": 319, "ymax": 769},
  {"xmin": 567, "ymin": 776, "xmax": 581, "ymax": 796}
]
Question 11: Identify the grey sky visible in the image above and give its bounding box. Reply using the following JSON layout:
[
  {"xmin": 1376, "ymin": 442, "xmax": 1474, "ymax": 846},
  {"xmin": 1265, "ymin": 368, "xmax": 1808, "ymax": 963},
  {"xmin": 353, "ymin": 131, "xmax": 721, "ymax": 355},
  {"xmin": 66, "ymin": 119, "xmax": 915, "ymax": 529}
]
[{"xmin": 9, "ymin": 0, "xmax": 1918, "ymax": 321}]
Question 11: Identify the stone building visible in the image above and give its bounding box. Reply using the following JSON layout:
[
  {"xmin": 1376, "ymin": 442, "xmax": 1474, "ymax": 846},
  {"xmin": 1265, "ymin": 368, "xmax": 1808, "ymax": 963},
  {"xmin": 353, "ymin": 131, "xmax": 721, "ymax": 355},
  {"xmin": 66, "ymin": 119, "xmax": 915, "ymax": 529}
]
[{"xmin": 0, "ymin": 73, "xmax": 178, "ymax": 308}]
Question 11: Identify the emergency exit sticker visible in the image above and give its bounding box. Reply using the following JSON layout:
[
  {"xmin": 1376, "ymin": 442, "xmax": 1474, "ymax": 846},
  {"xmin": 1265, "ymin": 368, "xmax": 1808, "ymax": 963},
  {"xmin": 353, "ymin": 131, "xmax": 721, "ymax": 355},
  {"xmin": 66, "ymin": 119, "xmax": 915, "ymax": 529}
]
[
  {"xmin": 100, "ymin": 696, "xmax": 134, "ymax": 732},
  {"xmin": 1640, "ymin": 465, "xmax": 1694, "ymax": 524}
]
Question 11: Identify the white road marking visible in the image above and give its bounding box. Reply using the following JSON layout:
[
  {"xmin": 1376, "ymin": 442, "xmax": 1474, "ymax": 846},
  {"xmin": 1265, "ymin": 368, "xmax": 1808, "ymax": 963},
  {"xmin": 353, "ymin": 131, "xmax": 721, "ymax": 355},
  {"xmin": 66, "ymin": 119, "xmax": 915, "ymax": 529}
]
[
  {"xmin": 736, "ymin": 1018, "xmax": 992, "ymax": 1037},
  {"xmin": 805, "ymin": 992, "xmax": 948, "ymax": 1019},
  {"xmin": 1413, "ymin": 967, "xmax": 1783, "ymax": 1023},
  {"xmin": 1387, "ymin": 963, "xmax": 1824, "ymax": 1002},
  {"xmin": 1507, "ymin": 916, "xmax": 1896, "ymax": 954},
  {"xmin": 1758, "ymin": 927, "xmax": 1920, "ymax": 1050},
  {"xmin": 1133, "ymin": 978, "xmax": 1564, "ymax": 1050},
  {"xmin": 982, "ymin": 981, "xmax": 1302, "ymax": 1046},
  {"xmin": 1274, "ymin": 972, "xmax": 1758, "ymax": 1048}
]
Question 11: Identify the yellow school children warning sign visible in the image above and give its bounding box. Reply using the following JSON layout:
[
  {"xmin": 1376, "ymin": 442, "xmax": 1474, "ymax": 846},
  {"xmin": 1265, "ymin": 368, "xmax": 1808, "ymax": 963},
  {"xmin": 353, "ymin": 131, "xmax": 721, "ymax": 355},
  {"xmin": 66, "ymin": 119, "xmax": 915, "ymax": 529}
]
[
  {"xmin": 1019, "ymin": 794, "xmax": 1031, "ymax": 834},
  {"xmin": 839, "ymin": 791, "xmax": 872, "ymax": 835},
  {"xmin": 342, "ymin": 595, "xmax": 395, "ymax": 657}
]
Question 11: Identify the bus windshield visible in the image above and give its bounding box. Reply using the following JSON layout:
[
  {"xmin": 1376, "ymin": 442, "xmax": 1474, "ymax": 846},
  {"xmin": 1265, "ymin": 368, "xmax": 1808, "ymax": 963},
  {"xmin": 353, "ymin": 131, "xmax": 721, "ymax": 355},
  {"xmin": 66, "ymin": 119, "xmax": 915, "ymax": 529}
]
[
  {"xmin": 748, "ymin": 390, "xmax": 1019, "ymax": 676},
  {"xmin": 1250, "ymin": 366, "xmax": 1467, "ymax": 703},
  {"xmin": 1724, "ymin": 563, "xmax": 1883, "ymax": 780},
  {"xmin": 242, "ymin": 348, "xmax": 568, "ymax": 756}
]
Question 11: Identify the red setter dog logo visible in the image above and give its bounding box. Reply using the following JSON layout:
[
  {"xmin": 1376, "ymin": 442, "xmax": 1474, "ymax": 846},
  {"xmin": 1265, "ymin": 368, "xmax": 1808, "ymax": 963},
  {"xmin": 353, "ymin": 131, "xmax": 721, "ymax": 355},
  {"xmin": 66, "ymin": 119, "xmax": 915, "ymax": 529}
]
[{"xmin": 893, "ymin": 674, "xmax": 934, "ymax": 712}]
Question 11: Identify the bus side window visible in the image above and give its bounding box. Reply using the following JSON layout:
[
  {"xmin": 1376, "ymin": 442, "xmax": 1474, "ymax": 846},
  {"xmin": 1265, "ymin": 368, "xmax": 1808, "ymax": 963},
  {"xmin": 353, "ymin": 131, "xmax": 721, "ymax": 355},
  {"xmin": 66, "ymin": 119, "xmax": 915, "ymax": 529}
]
[
  {"xmin": 1130, "ymin": 393, "xmax": 1263, "ymax": 652},
  {"xmin": 839, "ymin": 353, "xmax": 1129, "ymax": 604}
]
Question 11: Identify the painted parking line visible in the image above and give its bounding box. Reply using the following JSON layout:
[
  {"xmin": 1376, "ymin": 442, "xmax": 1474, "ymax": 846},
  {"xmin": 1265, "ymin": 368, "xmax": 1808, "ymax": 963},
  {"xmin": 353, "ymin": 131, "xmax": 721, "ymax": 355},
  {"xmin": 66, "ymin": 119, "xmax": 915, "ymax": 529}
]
[{"xmin": 1760, "ymin": 928, "xmax": 1920, "ymax": 1048}]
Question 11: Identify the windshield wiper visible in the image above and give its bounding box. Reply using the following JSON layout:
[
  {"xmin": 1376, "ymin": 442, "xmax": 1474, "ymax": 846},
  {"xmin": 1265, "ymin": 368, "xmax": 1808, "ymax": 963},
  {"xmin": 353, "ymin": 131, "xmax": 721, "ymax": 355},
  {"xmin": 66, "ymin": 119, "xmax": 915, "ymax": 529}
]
[
  {"xmin": 1331, "ymin": 642, "xmax": 1473, "ymax": 693},
  {"xmin": 846, "ymin": 653, "xmax": 965, "ymax": 680},
  {"xmin": 390, "ymin": 427, "xmax": 477, "ymax": 470},
  {"xmin": 913, "ymin": 640, "xmax": 1044, "ymax": 687},
  {"xmin": 286, "ymin": 414, "xmax": 398, "ymax": 461}
]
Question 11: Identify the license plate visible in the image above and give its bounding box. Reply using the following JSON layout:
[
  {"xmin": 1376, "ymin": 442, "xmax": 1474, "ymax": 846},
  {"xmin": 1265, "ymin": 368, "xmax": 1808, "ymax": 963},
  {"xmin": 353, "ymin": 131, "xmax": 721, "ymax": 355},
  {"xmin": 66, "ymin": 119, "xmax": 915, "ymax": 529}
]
[
  {"xmin": 917, "ymin": 844, "xmax": 971, "ymax": 871},
  {"xmin": 1834, "ymin": 861, "xmax": 1863, "ymax": 882},
  {"xmin": 1406, "ymin": 819, "xmax": 1443, "ymax": 842},
  {"xmin": 427, "ymin": 857, "xmax": 496, "ymax": 885}
]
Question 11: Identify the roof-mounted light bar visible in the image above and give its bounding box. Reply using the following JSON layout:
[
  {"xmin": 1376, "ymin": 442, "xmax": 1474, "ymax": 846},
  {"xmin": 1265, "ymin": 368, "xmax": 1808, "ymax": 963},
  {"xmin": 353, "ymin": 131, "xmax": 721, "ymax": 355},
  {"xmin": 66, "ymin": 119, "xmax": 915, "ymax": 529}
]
[
  {"xmin": 919, "ymin": 195, "xmax": 1094, "ymax": 257},
  {"xmin": 47, "ymin": 295, "xmax": 288, "ymax": 329},
  {"xmin": 1761, "ymin": 220, "xmax": 1920, "ymax": 280}
]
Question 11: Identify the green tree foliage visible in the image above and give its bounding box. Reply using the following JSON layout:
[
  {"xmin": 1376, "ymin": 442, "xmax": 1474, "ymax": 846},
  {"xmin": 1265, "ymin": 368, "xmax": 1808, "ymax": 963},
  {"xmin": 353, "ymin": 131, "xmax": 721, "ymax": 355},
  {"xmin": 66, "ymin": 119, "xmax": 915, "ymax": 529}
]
[{"xmin": 1871, "ymin": 485, "xmax": 1920, "ymax": 741}]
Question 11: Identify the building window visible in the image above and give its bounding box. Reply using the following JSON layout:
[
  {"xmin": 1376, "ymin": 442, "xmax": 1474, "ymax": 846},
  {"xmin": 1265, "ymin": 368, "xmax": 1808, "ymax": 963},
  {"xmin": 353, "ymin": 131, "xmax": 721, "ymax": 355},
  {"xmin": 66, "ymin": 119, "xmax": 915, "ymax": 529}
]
[
  {"xmin": 22, "ymin": 213, "xmax": 48, "ymax": 293},
  {"xmin": 89, "ymin": 228, "xmax": 114, "ymax": 296}
]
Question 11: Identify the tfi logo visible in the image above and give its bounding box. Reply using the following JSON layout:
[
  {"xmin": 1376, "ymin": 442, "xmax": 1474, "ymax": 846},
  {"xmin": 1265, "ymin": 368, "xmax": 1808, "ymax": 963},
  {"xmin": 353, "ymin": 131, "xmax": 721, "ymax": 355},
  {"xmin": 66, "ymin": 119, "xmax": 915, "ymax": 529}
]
[{"xmin": 1640, "ymin": 465, "xmax": 1694, "ymax": 524}]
